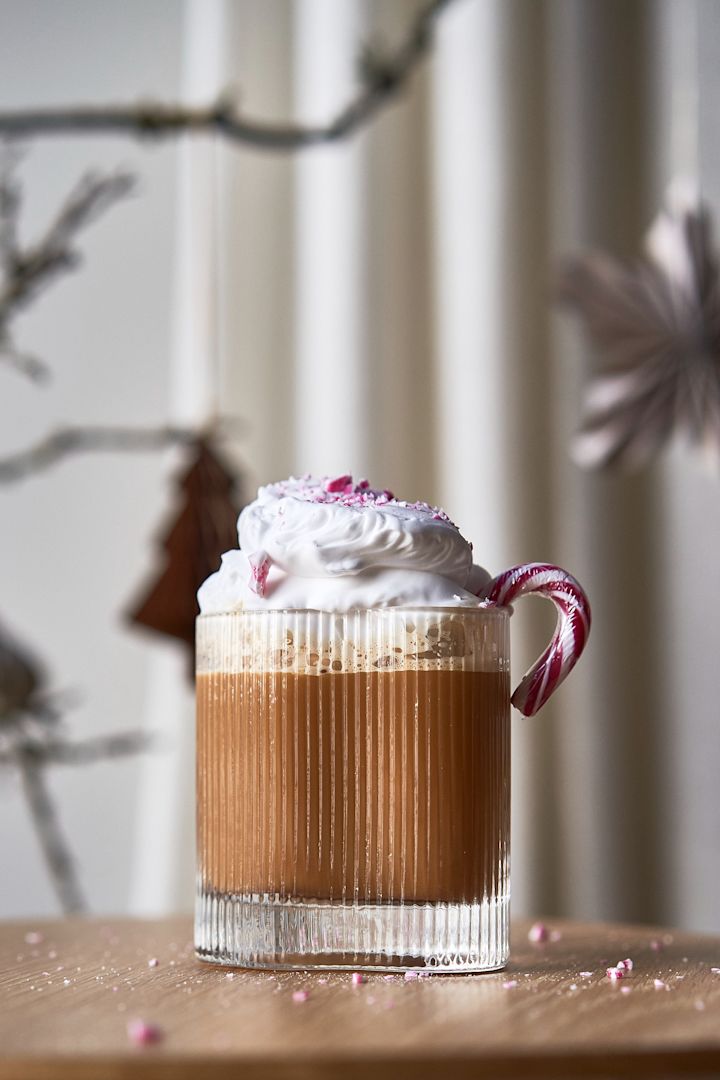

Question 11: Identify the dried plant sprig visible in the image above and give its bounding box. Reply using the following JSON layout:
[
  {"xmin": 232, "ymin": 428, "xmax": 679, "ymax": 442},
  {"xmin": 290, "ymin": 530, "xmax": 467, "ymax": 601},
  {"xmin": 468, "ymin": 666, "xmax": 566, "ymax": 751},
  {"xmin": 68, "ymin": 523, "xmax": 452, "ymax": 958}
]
[
  {"xmin": 0, "ymin": 158, "xmax": 135, "ymax": 381},
  {"xmin": 0, "ymin": 419, "xmax": 244, "ymax": 483},
  {"xmin": 0, "ymin": 0, "xmax": 454, "ymax": 151},
  {"xmin": 0, "ymin": 623, "xmax": 151, "ymax": 914},
  {"xmin": 559, "ymin": 183, "xmax": 720, "ymax": 469}
]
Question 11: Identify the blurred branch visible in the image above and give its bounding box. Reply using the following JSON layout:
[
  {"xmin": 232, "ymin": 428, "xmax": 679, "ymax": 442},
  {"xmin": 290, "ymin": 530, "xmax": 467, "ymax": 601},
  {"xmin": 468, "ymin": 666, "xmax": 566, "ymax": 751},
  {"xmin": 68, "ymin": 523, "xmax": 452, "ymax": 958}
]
[
  {"xmin": 0, "ymin": 0, "xmax": 455, "ymax": 150},
  {"xmin": 0, "ymin": 161, "xmax": 135, "ymax": 381},
  {"xmin": 0, "ymin": 422, "xmax": 244, "ymax": 482},
  {"xmin": 16, "ymin": 748, "xmax": 87, "ymax": 914},
  {"xmin": 32, "ymin": 729, "xmax": 151, "ymax": 765}
]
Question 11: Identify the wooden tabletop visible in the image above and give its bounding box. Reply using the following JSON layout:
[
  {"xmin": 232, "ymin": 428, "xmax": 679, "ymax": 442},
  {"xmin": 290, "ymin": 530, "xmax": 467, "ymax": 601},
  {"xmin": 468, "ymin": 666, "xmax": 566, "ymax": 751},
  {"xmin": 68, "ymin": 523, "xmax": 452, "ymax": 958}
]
[{"xmin": 1, "ymin": 916, "xmax": 720, "ymax": 1078}]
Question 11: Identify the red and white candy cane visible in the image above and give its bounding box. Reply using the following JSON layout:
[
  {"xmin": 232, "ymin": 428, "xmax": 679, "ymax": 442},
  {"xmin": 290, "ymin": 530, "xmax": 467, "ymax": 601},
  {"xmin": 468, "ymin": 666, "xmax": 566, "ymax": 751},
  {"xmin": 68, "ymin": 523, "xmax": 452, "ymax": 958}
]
[{"xmin": 478, "ymin": 563, "xmax": 591, "ymax": 717}]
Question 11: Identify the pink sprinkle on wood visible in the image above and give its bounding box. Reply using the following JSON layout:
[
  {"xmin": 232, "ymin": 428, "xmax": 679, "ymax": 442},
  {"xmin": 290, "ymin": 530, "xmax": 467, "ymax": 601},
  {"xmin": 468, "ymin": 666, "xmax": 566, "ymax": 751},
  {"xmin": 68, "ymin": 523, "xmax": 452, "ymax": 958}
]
[
  {"xmin": 623, "ymin": 958, "xmax": 634, "ymax": 971},
  {"xmin": 502, "ymin": 979, "xmax": 518, "ymax": 989},
  {"xmin": 528, "ymin": 922, "xmax": 549, "ymax": 944},
  {"xmin": 579, "ymin": 971, "xmax": 593, "ymax": 978},
  {"xmin": 292, "ymin": 990, "xmax": 310, "ymax": 1003},
  {"xmin": 24, "ymin": 931, "xmax": 43, "ymax": 945},
  {"xmin": 606, "ymin": 967, "xmax": 624, "ymax": 982},
  {"xmin": 654, "ymin": 979, "xmax": 666, "ymax": 990},
  {"xmin": 127, "ymin": 1019, "xmax": 163, "ymax": 1046},
  {"xmin": 351, "ymin": 972, "xmax": 367, "ymax": 985},
  {"xmin": 147, "ymin": 958, "xmax": 159, "ymax": 968},
  {"xmin": 620, "ymin": 985, "xmax": 632, "ymax": 995},
  {"xmin": 711, "ymin": 967, "xmax": 720, "ymax": 974},
  {"xmin": 404, "ymin": 971, "xmax": 419, "ymax": 981},
  {"xmin": 550, "ymin": 930, "xmax": 563, "ymax": 942},
  {"xmin": 650, "ymin": 940, "xmax": 662, "ymax": 952}
]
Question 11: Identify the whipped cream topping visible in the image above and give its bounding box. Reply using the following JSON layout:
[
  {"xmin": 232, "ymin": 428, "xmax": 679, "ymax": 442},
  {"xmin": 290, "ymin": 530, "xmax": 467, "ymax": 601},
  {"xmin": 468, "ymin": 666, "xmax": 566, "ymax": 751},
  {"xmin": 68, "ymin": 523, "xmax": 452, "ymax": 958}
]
[{"xmin": 198, "ymin": 474, "xmax": 490, "ymax": 614}]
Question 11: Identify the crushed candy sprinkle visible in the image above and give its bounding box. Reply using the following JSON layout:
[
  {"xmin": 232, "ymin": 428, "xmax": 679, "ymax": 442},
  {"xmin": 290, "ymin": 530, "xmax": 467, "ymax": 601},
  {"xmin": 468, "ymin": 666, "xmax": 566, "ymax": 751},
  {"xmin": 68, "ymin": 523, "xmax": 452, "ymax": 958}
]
[
  {"xmin": 147, "ymin": 958, "xmax": 159, "ymax": 969},
  {"xmin": 528, "ymin": 922, "xmax": 549, "ymax": 944},
  {"xmin": 247, "ymin": 550, "xmax": 272, "ymax": 597},
  {"xmin": 351, "ymin": 972, "xmax": 367, "ymax": 985},
  {"xmin": 292, "ymin": 990, "xmax": 310, "ymax": 1003},
  {"xmin": 269, "ymin": 474, "xmax": 457, "ymax": 526},
  {"xmin": 127, "ymin": 1019, "xmax": 163, "ymax": 1046}
]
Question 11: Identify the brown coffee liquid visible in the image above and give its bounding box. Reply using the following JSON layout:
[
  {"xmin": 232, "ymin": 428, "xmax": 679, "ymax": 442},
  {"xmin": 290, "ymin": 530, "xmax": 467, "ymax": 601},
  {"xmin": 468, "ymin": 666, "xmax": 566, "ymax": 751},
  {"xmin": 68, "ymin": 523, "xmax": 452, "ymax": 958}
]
[{"xmin": 197, "ymin": 669, "xmax": 509, "ymax": 905}]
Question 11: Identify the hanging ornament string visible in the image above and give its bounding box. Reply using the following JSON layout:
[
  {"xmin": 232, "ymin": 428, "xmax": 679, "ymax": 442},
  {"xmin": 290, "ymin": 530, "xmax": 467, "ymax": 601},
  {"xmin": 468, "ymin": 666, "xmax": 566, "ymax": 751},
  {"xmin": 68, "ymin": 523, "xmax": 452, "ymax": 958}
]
[{"xmin": 208, "ymin": 128, "xmax": 224, "ymax": 431}]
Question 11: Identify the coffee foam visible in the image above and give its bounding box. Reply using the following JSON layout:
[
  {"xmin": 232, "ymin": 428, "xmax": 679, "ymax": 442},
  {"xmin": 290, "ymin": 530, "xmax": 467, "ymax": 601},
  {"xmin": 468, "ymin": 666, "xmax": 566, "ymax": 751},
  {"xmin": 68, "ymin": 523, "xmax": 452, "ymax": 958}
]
[{"xmin": 196, "ymin": 609, "xmax": 508, "ymax": 676}]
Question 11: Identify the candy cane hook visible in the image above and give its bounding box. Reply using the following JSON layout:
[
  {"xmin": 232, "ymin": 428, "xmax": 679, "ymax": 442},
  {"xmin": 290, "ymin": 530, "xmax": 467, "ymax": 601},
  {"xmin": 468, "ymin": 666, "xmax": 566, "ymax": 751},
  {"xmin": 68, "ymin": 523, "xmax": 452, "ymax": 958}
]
[{"xmin": 478, "ymin": 563, "xmax": 591, "ymax": 717}]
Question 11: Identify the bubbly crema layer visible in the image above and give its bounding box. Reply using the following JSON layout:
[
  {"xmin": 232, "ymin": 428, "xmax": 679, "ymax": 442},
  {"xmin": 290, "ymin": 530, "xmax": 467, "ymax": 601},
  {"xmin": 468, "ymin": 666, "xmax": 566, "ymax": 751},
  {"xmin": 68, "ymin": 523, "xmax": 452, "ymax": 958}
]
[
  {"xmin": 196, "ymin": 609, "xmax": 509, "ymax": 675},
  {"xmin": 198, "ymin": 474, "xmax": 490, "ymax": 616}
]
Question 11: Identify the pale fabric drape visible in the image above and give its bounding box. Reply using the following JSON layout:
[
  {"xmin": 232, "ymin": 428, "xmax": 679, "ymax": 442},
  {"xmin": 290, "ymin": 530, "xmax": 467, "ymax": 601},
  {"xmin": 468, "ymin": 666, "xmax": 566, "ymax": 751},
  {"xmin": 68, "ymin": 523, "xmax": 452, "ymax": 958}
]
[{"xmin": 131, "ymin": 0, "xmax": 720, "ymax": 932}]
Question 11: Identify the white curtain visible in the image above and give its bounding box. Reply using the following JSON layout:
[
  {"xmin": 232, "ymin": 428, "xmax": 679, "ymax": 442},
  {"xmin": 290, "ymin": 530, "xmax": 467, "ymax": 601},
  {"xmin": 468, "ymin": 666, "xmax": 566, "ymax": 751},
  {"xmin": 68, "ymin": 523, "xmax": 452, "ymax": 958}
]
[{"xmin": 125, "ymin": 0, "xmax": 719, "ymax": 930}]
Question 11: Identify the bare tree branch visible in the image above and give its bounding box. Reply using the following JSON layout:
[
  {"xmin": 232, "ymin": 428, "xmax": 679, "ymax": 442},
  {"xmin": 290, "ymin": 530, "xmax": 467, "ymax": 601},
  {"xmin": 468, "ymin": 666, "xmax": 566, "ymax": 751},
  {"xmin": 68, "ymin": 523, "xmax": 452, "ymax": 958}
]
[
  {"xmin": 0, "ymin": 341, "xmax": 49, "ymax": 381},
  {"xmin": 16, "ymin": 749, "xmax": 87, "ymax": 914},
  {"xmin": 0, "ymin": 0, "xmax": 455, "ymax": 150},
  {"xmin": 35, "ymin": 730, "xmax": 151, "ymax": 765},
  {"xmin": 0, "ymin": 423, "xmax": 207, "ymax": 482},
  {"xmin": 0, "ymin": 163, "xmax": 136, "ymax": 381},
  {"xmin": 0, "ymin": 171, "xmax": 135, "ymax": 314}
]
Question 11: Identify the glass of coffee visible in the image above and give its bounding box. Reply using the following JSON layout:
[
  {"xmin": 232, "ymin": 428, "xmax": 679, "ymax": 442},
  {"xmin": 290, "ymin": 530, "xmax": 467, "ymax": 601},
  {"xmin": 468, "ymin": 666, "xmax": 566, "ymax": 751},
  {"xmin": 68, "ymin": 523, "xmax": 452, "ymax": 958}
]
[{"xmin": 195, "ymin": 478, "xmax": 590, "ymax": 971}]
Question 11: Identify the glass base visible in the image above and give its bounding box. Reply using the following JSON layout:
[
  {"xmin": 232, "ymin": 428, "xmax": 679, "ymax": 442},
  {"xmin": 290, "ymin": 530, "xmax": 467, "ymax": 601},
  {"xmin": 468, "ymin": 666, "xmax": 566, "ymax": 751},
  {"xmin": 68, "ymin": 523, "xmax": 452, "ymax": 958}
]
[{"xmin": 195, "ymin": 886, "xmax": 509, "ymax": 972}]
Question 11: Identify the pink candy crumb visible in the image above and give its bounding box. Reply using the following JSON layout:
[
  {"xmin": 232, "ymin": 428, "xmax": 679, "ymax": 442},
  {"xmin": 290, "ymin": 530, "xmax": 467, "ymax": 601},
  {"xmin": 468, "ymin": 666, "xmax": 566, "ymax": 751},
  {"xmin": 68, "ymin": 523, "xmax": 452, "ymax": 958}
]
[
  {"xmin": 24, "ymin": 931, "xmax": 43, "ymax": 946},
  {"xmin": 528, "ymin": 922, "xmax": 549, "ymax": 944},
  {"xmin": 351, "ymin": 972, "xmax": 367, "ymax": 986},
  {"xmin": 404, "ymin": 971, "xmax": 419, "ymax": 981},
  {"xmin": 654, "ymin": 979, "xmax": 666, "ymax": 990},
  {"xmin": 127, "ymin": 1019, "xmax": 163, "ymax": 1047},
  {"xmin": 502, "ymin": 979, "xmax": 518, "ymax": 989},
  {"xmin": 147, "ymin": 958, "xmax": 159, "ymax": 969},
  {"xmin": 606, "ymin": 967, "xmax": 624, "ymax": 982},
  {"xmin": 292, "ymin": 990, "xmax": 310, "ymax": 1003},
  {"xmin": 247, "ymin": 551, "xmax": 272, "ymax": 597},
  {"xmin": 324, "ymin": 475, "xmax": 353, "ymax": 493}
]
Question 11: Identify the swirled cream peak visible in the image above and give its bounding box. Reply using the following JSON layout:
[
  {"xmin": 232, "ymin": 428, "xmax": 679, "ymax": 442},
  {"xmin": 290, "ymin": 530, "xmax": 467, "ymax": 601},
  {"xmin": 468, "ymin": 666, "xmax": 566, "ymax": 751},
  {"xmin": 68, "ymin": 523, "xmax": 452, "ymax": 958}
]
[{"xmin": 198, "ymin": 474, "xmax": 490, "ymax": 613}]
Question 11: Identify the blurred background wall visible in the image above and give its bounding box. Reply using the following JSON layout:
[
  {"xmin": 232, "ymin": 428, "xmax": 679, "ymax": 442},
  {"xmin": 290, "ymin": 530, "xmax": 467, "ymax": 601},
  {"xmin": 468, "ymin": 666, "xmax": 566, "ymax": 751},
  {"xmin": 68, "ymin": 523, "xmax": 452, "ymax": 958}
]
[{"xmin": 1, "ymin": 0, "xmax": 719, "ymax": 931}]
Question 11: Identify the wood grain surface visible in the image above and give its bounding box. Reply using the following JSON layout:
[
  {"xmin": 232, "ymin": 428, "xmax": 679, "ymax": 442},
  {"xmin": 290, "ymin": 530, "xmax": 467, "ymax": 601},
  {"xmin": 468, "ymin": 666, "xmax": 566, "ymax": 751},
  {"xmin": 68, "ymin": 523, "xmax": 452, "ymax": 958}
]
[{"xmin": 1, "ymin": 916, "xmax": 720, "ymax": 1078}]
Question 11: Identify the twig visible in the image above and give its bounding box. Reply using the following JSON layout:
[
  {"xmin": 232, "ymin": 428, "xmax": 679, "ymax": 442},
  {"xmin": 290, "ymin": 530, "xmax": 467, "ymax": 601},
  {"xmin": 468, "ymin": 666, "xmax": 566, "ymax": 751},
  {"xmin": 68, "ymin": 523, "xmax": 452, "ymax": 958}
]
[
  {"xmin": 0, "ymin": 424, "xmax": 204, "ymax": 482},
  {"xmin": 0, "ymin": 0, "xmax": 455, "ymax": 151},
  {"xmin": 34, "ymin": 730, "xmax": 151, "ymax": 765},
  {"xmin": 0, "ymin": 342, "xmax": 48, "ymax": 382},
  {"xmin": 0, "ymin": 171, "xmax": 135, "ymax": 315},
  {"xmin": 16, "ymin": 748, "xmax": 87, "ymax": 914},
  {"xmin": 0, "ymin": 164, "xmax": 135, "ymax": 381}
]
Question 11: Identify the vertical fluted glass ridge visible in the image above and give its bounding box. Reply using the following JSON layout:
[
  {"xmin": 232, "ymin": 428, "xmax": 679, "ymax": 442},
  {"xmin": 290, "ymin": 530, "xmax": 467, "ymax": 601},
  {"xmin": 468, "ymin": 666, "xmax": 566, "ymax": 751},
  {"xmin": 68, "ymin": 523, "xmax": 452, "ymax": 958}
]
[{"xmin": 196, "ymin": 607, "xmax": 510, "ymax": 971}]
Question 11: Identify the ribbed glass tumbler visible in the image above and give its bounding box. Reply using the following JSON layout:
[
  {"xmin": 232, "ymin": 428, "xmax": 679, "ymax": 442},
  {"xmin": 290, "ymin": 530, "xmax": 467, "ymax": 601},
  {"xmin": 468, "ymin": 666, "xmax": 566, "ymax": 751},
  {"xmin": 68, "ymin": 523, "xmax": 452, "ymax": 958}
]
[{"xmin": 195, "ymin": 607, "xmax": 510, "ymax": 971}]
